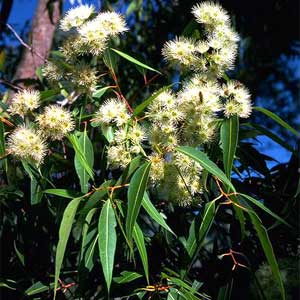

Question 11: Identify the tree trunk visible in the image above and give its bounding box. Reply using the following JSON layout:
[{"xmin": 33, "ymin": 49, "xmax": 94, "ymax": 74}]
[{"xmin": 13, "ymin": 0, "xmax": 61, "ymax": 82}]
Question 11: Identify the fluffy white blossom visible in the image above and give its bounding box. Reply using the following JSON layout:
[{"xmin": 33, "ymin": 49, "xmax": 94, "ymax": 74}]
[
  {"xmin": 96, "ymin": 12, "xmax": 128, "ymax": 36},
  {"xmin": 60, "ymin": 4, "xmax": 95, "ymax": 31},
  {"xmin": 94, "ymin": 98, "xmax": 130, "ymax": 126},
  {"xmin": 8, "ymin": 126, "xmax": 47, "ymax": 165},
  {"xmin": 8, "ymin": 89, "xmax": 40, "ymax": 117},
  {"xmin": 192, "ymin": 2, "xmax": 230, "ymax": 27},
  {"xmin": 37, "ymin": 105, "xmax": 75, "ymax": 140},
  {"xmin": 162, "ymin": 37, "xmax": 197, "ymax": 66}
]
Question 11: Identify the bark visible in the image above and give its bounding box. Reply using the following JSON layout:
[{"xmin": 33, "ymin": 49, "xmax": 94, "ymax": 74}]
[{"xmin": 13, "ymin": 0, "xmax": 61, "ymax": 82}]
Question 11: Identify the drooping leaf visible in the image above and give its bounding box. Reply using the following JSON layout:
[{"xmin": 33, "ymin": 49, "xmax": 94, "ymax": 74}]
[
  {"xmin": 248, "ymin": 211, "xmax": 285, "ymax": 300},
  {"xmin": 254, "ymin": 106, "xmax": 299, "ymax": 137},
  {"xmin": 133, "ymin": 223, "xmax": 149, "ymax": 284},
  {"xmin": 239, "ymin": 193, "xmax": 291, "ymax": 227},
  {"xmin": 21, "ymin": 162, "xmax": 43, "ymax": 205},
  {"xmin": 68, "ymin": 134, "xmax": 94, "ymax": 179},
  {"xmin": 126, "ymin": 162, "xmax": 151, "ymax": 241},
  {"xmin": 98, "ymin": 199, "xmax": 117, "ymax": 293},
  {"xmin": 14, "ymin": 241, "xmax": 25, "ymax": 266},
  {"xmin": 81, "ymin": 208, "xmax": 98, "ymax": 261},
  {"xmin": 111, "ymin": 48, "xmax": 161, "ymax": 74},
  {"xmin": 54, "ymin": 197, "xmax": 82, "ymax": 300},
  {"xmin": 44, "ymin": 189, "xmax": 81, "ymax": 199},
  {"xmin": 74, "ymin": 131, "xmax": 94, "ymax": 193},
  {"xmin": 176, "ymin": 146, "xmax": 235, "ymax": 192},
  {"xmin": 25, "ymin": 281, "xmax": 54, "ymax": 296},
  {"xmin": 103, "ymin": 48, "xmax": 119, "ymax": 72},
  {"xmin": 186, "ymin": 200, "xmax": 216, "ymax": 257},
  {"xmin": 113, "ymin": 271, "xmax": 142, "ymax": 284},
  {"xmin": 220, "ymin": 115, "xmax": 239, "ymax": 178},
  {"xmin": 101, "ymin": 124, "xmax": 114, "ymax": 143},
  {"xmin": 142, "ymin": 193, "xmax": 175, "ymax": 236}
]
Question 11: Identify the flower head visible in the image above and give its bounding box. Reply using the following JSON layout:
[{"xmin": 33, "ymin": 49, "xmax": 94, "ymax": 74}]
[
  {"xmin": 78, "ymin": 18, "xmax": 109, "ymax": 55},
  {"xmin": 192, "ymin": 2, "xmax": 230, "ymax": 27},
  {"xmin": 8, "ymin": 126, "xmax": 47, "ymax": 165},
  {"xmin": 96, "ymin": 12, "xmax": 128, "ymax": 36},
  {"xmin": 8, "ymin": 89, "xmax": 40, "ymax": 117},
  {"xmin": 162, "ymin": 37, "xmax": 197, "ymax": 66},
  {"xmin": 37, "ymin": 105, "xmax": 75, "ymax": 140},
  {"xmin": 60, "ymin": 4, "xmax": 95, "ymax": 31},
  {"xmin": 94, "ymin": 98, "xmax": 130, "ymax": 126}
]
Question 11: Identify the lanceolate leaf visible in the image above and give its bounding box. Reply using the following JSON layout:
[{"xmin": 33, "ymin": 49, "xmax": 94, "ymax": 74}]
[
  {"xmin": 186, "ymin": 200, "xmax": 216, "ymax": 258},
  {"xmin": 68, "ymin": 134, "xmax": 94, "ymax": 179},
  {"xmin": 176, "ymin": 146, "xmax": 235, "ymax": 192},
  {"xmin": 248, "ymin": 211, "xmax": 285, "ymax": 300},
  {"xmin": 98, "ymin": 199, "xmax": 117, "ymax": 293},
  {"xmin": 254, "ymin": 106, "xmax": 299, "ymax": 137},
  {"xmin": 74, "ymin": 131, "xmax": 94, "ymax": 193},
  {"xmin": 44, "ymin": 189, "xmax": 81, "ymax": 199},
  {"xmin": 239, "ymin": 193, "xmax": 291, "ymax": 227},
  {"xmin": 92, "ymin": 86, "xmax": 111, "ymax": 99},
  {"xmin": 220, "ymin": 115, "xmax": 239, "ymax": 178},
  {"xmin": 133, "ymin": 223, "xmax": 149, "ymax": 284},
  {"xmin": 142, "ymin": 193, "xmax": 176, "ymax": 236},
  {"xmin": 111, "ymin": 48, "xmax": 161, "ymax": 74},
  {"xmin": 81, "ymin": 208, "xmax": 98, "ymax": 261},
  {"xmin": 54, "ymin": 197, "xmax": 82, "ymax": 300},
  {"xmin": 113, "ymin": 271, "xmax": 142, "ymax": 284},
  {"xmin": 126, "ymin": 162, "xmax": 151, "ymax": 241}
]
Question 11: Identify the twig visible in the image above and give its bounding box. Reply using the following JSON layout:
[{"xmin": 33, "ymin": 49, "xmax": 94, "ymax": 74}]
[{"xmin": 4, "ymin": 23, "xmax": 46, "ymax": 62}]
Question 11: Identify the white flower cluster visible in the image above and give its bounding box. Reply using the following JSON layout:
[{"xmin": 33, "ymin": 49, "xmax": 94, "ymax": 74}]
[
  {"xmin": 8, "ymin": 126, "xmax": 47, "ymax": 165},
  {"xmin": 8, "ymin": 89, "xmax": 40, "ymax": 117},
  {"xmin": 60, "ymin": 5, "xmax": 128, "ymax": 57},
  {"xmin": 94, "ymin": 98, "xmax": 146, "ymax": 169},
  {"xmin": 162, "ymin": 2, "xmax": 239, "ymax": 76},
  {"xmin": 7, "ymin": 89, "xmax": 75, "ymax": 165}
]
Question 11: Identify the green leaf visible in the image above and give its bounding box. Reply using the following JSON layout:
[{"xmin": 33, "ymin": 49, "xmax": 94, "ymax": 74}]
[
  {"xmin": 254, "ymin": 106, "xmax": 299, "ymax": 137},
  {"xmin": 0, "ymin": 279, "xmax": 16, "ymax": 290},
  {"xmin": 113, "ymin": 271, "xmax": 142, "ymax": 284},
  {"xmin": 111, "ymin": 48, "xmax": 161, "ymax": 74},
  {"xmin": 74, "ymin": 131, "xmax": 94, "ymax": 193},
  {"xmin": 103, "ymin": 48, "xmax": 119, "ymax": 72},
  {"xmin": 142, "ymin": 193, "xmax": 176, "ymax": 236},
  {"xmin": 81, "ymin": 208, "xmax": 98, "ymax": 261},
  {"xmin": 239, "ymin": 193, "xmax": 291, "ymax": 227},
  {"xmin": 133, "ymin": 223, "xmax": 149, "ymax": 283},
  {"xmin": 68, "ymin": 134, "xmax": 94, "ymax": 179},
  {"xmin": 54, "ymin": 197, "xmax": 82, "ymax": 300},
  {"xmin": 92, "ymin": 86, "xmax": 111, "ymax": 99},
  {"xmin": 248, "ymin": 211, "xmax": 285, "ymax": 300},
  {"xmin": 176, "ymin": 146, "xmax": 235, "ymax": 192},
  {"xmin": 98, "ymin": 199, "xmax": 117, "ymax": 293},
  {"xmin": 101, "ymin": 124, "xmax": 114, "ymax": 143},
  {"xmin": 44, "ymin": 189, "xmax": 81, "ymax": 199},
  {"xmin": 116, "ymin": 155, "xmax": 142, "ymax": 186},
  {"xmin": 133, "ymin": 84, "xmax": 175, "ymax": 116},
  {"xmin": 220, "ymin": 115, "xmax": 239, "ymax": 178},
  {"xmin": 21, "ymin": 162, "xmax": 43, "ymax": 205},
  {"xmin": 14, "ymin": 241, "xmax": 25, "ymax": 266},
  {"xmin": 126, "ymin": 162, "xmax": 151, "ymax": 241},
  {"xmin": 25, "ymin": 281, "xmax": 53, "ymax": 296},
  {"xmin": 186, "ymin": 200, "xmax": 216, "ymax": 257}
]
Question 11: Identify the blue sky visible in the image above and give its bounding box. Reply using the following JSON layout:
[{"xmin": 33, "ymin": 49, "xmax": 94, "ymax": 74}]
[{"xmin": 6, "ymin": 0, "xmax": 297, "ymax": 168}]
